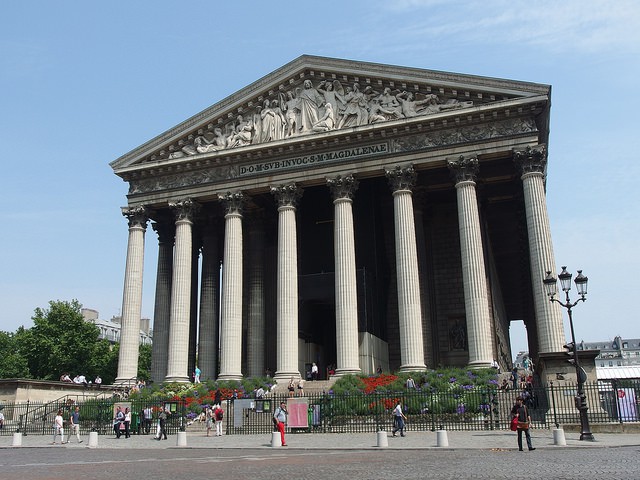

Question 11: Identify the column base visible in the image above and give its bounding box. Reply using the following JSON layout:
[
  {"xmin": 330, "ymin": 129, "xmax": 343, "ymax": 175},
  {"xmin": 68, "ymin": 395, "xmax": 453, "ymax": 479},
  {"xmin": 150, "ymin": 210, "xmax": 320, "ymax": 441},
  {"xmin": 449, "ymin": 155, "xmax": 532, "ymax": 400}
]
[
  {"xmin": 466, "ymin": 360, "xmax": 492, "ymax": 369},
  {"xmin": 274, "ymin": 370, "xmax": 301, "ymax": 383},
  {"xmin": 217, "ymin": 373, "xmax": 243, "ymax": 381},
  {"xmin": 163, "ymin": 375, "xmax": 190, "ymax": 383},
  {"xmin": 334, "ymin": 367, "xmax": 361, "ymax": 377},
  {"xmin": 398, "ymin": 363, "xmax": 427, "ymax": 373}
]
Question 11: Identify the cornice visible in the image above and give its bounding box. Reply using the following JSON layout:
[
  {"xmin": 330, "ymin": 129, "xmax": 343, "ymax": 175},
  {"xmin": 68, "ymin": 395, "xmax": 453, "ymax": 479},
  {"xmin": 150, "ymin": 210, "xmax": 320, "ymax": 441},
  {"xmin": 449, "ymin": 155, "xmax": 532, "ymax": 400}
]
[{"xmin": 110, "ymin": 55, "xmax": 550, "ymax": 172}]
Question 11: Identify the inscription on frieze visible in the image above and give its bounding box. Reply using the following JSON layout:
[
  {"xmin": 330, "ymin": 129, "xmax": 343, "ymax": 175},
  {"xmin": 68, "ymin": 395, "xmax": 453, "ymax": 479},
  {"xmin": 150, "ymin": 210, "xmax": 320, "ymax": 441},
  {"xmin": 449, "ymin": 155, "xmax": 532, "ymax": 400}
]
[
  {"xmin": 239, "ymin": 143, "xmax": 389, "ymax": 177},
  {"xmin": 128, "ymin": 117, "xmax": 536, "ymax": 195}
]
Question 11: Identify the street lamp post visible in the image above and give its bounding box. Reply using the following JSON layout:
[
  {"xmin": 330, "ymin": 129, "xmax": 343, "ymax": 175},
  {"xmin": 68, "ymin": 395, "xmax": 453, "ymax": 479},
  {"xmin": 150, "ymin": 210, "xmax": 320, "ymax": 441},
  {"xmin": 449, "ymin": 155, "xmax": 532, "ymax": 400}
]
[{"xmin": 543, "ymin": 266, "xmax": 594, "ymax": 441}]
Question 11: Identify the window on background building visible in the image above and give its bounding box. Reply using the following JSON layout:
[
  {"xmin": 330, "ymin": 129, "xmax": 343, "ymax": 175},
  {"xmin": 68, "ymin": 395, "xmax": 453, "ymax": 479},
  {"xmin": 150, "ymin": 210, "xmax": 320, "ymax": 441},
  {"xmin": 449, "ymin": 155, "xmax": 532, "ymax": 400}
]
[
  {"xmin": 623, "ymin": 342, "xmax": 628, "ymax": 348},
  {"xmin": 617, "ymin": 361, "xmax": 622, "ymax": 366},
  {"xmin": 600, "ymin": 363, "xmax": 604, "ymax": 367},
  {"xmin": 609, "ymin": 361, "xmax": 613, "ymax": 367}
]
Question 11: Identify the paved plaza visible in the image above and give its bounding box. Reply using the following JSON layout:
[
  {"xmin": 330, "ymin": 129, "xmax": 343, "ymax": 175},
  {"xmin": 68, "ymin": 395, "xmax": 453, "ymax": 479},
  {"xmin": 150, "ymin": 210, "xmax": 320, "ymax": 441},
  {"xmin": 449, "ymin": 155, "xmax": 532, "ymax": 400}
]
[
  {"xmin": 3, "ymin": 427, "xmax": 640, "ymax": 450},
  {"xmin": 3, "ymin": 430, "xmax": 640, "ymax": 480}
]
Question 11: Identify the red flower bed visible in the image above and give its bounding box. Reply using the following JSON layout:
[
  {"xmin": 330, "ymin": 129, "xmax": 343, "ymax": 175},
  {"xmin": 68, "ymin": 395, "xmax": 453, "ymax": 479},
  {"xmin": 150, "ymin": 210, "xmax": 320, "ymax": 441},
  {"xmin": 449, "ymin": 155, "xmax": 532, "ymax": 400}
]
[{"xmin": 361, "ymin": 374, "xmax": 398, "ymax": 393}]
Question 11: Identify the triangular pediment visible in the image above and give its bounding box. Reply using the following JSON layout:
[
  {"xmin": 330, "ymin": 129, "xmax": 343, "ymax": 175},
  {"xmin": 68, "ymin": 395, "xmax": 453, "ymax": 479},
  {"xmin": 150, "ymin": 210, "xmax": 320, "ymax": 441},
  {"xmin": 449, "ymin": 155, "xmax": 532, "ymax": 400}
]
[{"xmin": 111, "ymin": 55, "xmax": 550, "ymax": 173}]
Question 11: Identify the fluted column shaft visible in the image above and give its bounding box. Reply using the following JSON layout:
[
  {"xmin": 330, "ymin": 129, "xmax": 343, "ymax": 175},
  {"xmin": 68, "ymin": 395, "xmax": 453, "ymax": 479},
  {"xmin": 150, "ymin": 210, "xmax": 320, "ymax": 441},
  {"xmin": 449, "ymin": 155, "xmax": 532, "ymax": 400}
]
[
  {"xmin": 218, "ymin": 193, "xmax": 244, "ymax": 381},
  {"xmin": 448, "ymin": 156, "xmax": 493, "ymax": 368},
  {"xmin": 165, "ymin": 199, "xmax": 199, "ymax": 383},
  {"xmin": 116, "ymin": 206, "xmax": 148, "ymax": 384},
  {"xmin": 272, "ymin": 184, "xmax": 302, "ymax": 382},
  {"xmin": 385, "ymin": 166, "xmax": 426, "ymax": 372},
  {"xmin": 246, "ymin": 215, "xmax": 266, "ymax": 377},
  {"xmin": 150, "ymin": 221, "xmax": 174, "ymax": 383},
  {"xmin": 515, "ymin": 146, "xmax": 565, "ymax": 353},
  {"xmin": 328, "ymin": 175, "xmax": 361, "ymax": 376},
  {"xmin": 198, "ymin": 222, "xmax": 220, "ymax": 381}
]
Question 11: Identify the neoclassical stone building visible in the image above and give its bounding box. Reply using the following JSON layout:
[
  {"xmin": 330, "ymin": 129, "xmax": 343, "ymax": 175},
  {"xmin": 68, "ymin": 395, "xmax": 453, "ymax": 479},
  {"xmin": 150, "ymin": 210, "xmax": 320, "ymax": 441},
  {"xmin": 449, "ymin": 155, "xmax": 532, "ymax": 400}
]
[{"xmin": 110, "ymin": 56, "xmax": 566, "ymax": 384}]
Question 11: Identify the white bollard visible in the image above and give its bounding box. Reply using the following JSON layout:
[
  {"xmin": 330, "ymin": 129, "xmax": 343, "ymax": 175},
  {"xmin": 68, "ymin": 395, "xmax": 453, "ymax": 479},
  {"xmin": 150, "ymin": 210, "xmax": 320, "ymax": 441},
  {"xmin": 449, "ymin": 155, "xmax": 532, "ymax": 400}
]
[
  {"xmin": 436, "ymin": 429, "xmax": 449, "ymax": 447},
  {"xmin": 88, "ymin": 431, "xmax": 99, "ymax": 448},
  {"xmin": 376, "ymin": 430, "xmax": 388, "ymax": 448},
  {"xmin": 271, "ymin": 431, "xmax": 282, "ymax": 447},
  {"xmin": 553, "ymin": 427, "xmax": 567, "ymax": 446},
  {"xmin": 176, "ymin": 431, "xmax": 188, "ymax": 447},
  {"xmin": 12, "ymin": 432, "xmax": 22, "ymax": 447}
]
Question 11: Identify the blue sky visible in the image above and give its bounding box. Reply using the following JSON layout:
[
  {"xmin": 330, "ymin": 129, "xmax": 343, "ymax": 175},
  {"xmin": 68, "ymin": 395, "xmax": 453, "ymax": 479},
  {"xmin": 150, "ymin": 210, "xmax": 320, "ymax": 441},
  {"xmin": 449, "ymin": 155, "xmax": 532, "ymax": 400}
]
[{"xmin": 1, "ymin": 1, "xmax": 638, "ymax": 358}]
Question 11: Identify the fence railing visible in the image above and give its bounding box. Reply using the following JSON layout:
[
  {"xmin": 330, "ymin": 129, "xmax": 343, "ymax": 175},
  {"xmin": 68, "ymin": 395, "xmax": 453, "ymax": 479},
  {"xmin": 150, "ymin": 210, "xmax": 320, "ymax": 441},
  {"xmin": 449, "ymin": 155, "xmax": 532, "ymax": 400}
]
[{"xmin": 1, "ymin": 380, "xmax": 638, "ymax": 436}]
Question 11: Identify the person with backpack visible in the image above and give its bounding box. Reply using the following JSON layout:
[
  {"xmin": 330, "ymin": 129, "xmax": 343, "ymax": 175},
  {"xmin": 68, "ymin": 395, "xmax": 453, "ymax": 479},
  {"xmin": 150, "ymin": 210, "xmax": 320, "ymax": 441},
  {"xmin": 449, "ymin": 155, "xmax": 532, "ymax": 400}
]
[
  {"xmin": 273, "ymin": 401, "xmax": 288, "ymax": 446},
  {"xmin": 214, "ymin": 405, "xmax": 224, "ymax": 437}
]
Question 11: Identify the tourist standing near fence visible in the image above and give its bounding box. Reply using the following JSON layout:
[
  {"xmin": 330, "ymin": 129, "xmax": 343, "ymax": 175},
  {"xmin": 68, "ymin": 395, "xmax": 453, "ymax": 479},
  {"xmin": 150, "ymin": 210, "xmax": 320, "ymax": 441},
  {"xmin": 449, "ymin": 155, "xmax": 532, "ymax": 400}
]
[
  {"xmin": 511, "ymin": 396, "xmax": 535, "ymax": 451},
  {"xmin": 273, "ymin": 402, "xmax": 288, "ymax": 446}
]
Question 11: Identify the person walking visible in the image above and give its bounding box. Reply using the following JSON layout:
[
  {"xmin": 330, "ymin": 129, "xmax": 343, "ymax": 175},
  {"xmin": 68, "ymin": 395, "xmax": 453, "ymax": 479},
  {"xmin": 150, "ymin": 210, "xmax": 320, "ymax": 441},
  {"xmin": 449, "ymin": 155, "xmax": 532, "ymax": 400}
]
[
  {"xmin": 511, "ymin": 396, "xmax": 535, "ymax": 451},
  {"xmin": 205, "ymin": 407, "xmax": 214, "ymax": 437},
  {"xmin": 113, "ymin": 405, "xmax": 125, "ymax": 438},
  {"xmin": 214, "ymin": 405, "xmax": 224, "ymax": 437},
  {"xmin": 52, "ymin": 409, "xmax": 65, "ymax": 444},
  {"xmin": 391, "ymin": 400, "xmax": 407, "ymax": 437},
  {"xmin": 69, "ymin": 406, "xmax": 83, "ymax": 443},
  {"xmin": 273, "ymin": 401, "xmax": 288, "ymax": 446},
  {"xmin": 124, "ymin": 407, "xmax": 132, "ymax": 438},
  {"xmin": 143, "ymin": 406, "xmax": 153, "ymax": 434},
  {"xmin": 155, "ymin": 408, "xmax": 168, "ymax": 440}
]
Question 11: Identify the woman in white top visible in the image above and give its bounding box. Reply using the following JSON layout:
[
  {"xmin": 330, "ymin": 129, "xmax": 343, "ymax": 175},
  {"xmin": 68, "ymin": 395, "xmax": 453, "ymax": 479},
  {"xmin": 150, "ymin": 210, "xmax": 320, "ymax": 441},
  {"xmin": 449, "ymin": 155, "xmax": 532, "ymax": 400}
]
[{"xmin": 52, "ymin": 409, "xmax": 65, "ymax": 444}]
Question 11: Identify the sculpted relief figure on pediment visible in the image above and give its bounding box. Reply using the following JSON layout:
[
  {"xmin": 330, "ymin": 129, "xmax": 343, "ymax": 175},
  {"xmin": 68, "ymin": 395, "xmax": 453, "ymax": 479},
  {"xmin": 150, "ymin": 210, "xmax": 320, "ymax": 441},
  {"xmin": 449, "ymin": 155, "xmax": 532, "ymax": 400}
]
[{"xmin": 165, "ymin": 78, "xmax": 474, "ymax": 160}]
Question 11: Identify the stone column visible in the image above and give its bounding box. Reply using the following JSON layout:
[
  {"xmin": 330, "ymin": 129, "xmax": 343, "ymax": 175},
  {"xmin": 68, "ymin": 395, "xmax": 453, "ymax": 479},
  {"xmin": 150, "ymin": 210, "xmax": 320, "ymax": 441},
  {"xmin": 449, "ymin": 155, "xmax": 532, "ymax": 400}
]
[
  {"xmin": 217, "ymin": 192, "xmax": 244, "ymax": 381},
  {"xmin": 188, "ymin": 233, "xmax": 200, "ymax": 379},
  {"xmin": 412, "ymin": 188, "xmax": 435, "ymax": 369},
  {"xmin": 448, "ymin": 156, "xmax": 493, "ymax": 368},
  {"xmin": 327, "ymin": 175, "xmax": 361, "ymax": 376},
  {"xmin": 198, "ymin": 220, "xmax": 220, "ymax": 381},
  {"xmin": 271, "ymin": 184, "xmax": 303, "ymax": 382},
  {"xmin": 514, "ymin": 145, "xmax": 565, "ymax": 353},
  {"xmin": 246, "ymin": 213, "xmax": 266, "ymax": 378},
  {"xmin": 150, "ymin": 220, "xmax": 174, "ymax": 384},
  {"xmin": 116, "ymin": 206, "xmax": 148, "ymax": 384},
  {"xmin": 385, "ymin": 166, "xmax": 426, "ymax": 372},
  {"xmin": 165, "ymin": 199, "xmax": 199, "ymax": 383}
]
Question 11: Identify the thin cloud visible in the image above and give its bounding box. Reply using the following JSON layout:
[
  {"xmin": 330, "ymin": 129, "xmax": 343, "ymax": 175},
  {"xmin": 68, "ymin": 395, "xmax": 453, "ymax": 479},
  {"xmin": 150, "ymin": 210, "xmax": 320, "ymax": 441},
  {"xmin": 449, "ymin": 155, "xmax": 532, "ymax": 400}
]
[{"xmin": 378, "ymin": 0, "xmax": 640, "ymax": 55}]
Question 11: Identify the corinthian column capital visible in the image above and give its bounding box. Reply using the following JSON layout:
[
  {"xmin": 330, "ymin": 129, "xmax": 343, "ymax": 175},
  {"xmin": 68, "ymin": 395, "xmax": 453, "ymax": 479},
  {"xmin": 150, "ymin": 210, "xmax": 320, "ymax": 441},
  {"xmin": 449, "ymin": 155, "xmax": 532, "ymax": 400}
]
[
  {"xmin": 327, "ymin": 174, "xmax": 359, "ymax": 201},
  {"xmin": 169, "ymin": 198, "xmax": 200, "ymax": 222},
  {"xmin": 514, "ymin": 144, "xmax": 547, "ymax": 175},
  {"xmin": 271, "ymin": 183, "xmax": 303, "ymax": 208},
  {"xmin": 448, "ymin": 155, "xmax": 479, "ymax": 184},
  {"xmin": 385, "ymin": 165, "xmax": 416, "ymax": 192},
  {"xmin": 218, "ymin": 191, "xmax": 245, "ymax": 216},
  {"xmin": 122, "ymin": 206, "xmax": 149, "ymax": 229}
]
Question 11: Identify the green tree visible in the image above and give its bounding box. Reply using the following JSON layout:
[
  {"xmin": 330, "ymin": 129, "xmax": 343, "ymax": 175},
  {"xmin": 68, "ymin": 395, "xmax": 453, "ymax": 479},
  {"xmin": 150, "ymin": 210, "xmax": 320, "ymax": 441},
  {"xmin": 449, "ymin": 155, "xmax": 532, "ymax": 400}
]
[
  {"xmin": 0, "ymin": 329, "xmax": 31, "ymax": 378},
  {"xmin": 21, "ymin": 299, "xmax": 106, "ymax": 380},
  {"xmin": 137, "ymin": 343, "xmax": 152, "ymax": 381}
]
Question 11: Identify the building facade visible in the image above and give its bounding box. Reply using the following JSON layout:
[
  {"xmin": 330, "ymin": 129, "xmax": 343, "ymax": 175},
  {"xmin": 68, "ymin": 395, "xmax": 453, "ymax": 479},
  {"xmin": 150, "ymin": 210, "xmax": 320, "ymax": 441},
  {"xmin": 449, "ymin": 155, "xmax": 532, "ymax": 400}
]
[
  {"xmin": 582, "ymin": 336, "xmax": 640, "ymax": 380},
  {"xmin": 110, "ymin": 56, "xmax": 566, "ymax": 384},
  {"xmin": 81, "ymin": 308, "xmax": 152, "ymax": 346}
]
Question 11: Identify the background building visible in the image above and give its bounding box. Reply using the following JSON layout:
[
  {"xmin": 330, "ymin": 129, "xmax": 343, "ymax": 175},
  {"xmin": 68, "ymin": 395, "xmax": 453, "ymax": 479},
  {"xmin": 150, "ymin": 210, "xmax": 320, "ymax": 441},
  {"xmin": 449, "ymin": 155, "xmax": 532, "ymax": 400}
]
[{"xmin": 81, "ymin": 308, "xmax": 152, "ymax": 346}]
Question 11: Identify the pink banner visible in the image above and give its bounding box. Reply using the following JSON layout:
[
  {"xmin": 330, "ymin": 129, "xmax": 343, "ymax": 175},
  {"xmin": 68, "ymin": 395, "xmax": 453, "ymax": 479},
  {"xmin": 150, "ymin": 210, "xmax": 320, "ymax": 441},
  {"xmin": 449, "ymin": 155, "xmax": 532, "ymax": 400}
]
[{"xmin": 287, "ymin": 401, "xmax": 308, "ymax": 428}]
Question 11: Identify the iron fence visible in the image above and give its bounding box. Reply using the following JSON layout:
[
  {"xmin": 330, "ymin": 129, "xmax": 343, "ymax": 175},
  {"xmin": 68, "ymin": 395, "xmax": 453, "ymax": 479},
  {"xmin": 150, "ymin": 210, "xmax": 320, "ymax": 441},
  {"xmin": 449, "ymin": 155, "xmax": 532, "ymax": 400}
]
[{"xmin": 1, "ymin": 380, "xmax": 638, "ymax": 436}]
